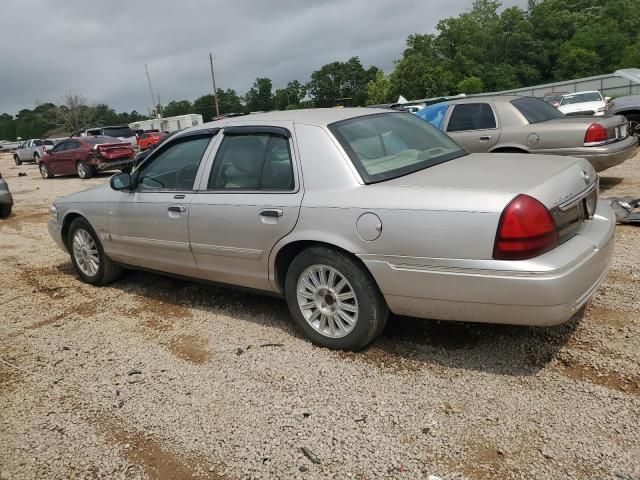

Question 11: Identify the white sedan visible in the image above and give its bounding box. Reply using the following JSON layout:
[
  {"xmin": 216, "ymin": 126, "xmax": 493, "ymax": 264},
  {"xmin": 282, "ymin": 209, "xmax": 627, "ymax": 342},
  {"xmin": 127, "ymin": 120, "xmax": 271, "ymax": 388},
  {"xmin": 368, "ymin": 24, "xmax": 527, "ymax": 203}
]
[{"xmin": 558, "ymin": 91, "xmax": 610, "ymax": 116}]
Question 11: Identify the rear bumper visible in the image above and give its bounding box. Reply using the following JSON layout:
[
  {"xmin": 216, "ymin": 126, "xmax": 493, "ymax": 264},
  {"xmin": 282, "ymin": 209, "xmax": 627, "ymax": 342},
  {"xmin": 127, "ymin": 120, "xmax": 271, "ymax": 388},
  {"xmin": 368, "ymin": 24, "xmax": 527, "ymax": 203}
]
[
  {"xmin": 361, "ymin": 200, "xmax": 616, "ymax": 326},
  {"xmin": 0, "ymin": 179, "xmax": 13, "ymax": 205},
  {"xmin": 534, "ymin": 135, "xmax": 638, "ymax": 172},
  {"xmin": 92, "ymin": 157, "xmax": 135, "ymax": 171}
]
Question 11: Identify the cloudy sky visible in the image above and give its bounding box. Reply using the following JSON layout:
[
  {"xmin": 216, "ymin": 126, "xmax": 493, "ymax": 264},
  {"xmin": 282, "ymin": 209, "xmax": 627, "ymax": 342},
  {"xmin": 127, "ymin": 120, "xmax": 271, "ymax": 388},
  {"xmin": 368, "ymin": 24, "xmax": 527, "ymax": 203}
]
[{"xmin": 1, "ymin": 0, "xmax": 524, "ymax": 116}]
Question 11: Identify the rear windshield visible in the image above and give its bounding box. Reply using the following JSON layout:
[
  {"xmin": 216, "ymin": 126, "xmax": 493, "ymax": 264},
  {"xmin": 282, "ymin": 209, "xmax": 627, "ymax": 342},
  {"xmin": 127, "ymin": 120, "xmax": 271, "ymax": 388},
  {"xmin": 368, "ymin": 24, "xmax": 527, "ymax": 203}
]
[
  {"xmin": 560, "ymin": 92, "xmax": 602, "ymax": 105},
  {"xmin": 83, "ymin": 135, "xmax": 126, "ymax": 145},
  {"xmin": 101, "ymin": 127, "xmax": 135, "ymax": 138},
  {"xmin": 329, "ymin": 112, "xmax": 466, "ymax": 184},
  {"xmin": 511, "ymin": 97, "xmax": 564, "ymax": 124}
]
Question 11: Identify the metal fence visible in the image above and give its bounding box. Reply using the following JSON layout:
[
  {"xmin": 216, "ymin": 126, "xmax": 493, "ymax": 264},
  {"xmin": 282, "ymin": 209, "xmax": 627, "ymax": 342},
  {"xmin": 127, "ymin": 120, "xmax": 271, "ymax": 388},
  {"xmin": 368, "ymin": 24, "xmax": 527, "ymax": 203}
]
[{"xmin": 476, "ymin": 70, "xmax": 640, "ymax": 99}]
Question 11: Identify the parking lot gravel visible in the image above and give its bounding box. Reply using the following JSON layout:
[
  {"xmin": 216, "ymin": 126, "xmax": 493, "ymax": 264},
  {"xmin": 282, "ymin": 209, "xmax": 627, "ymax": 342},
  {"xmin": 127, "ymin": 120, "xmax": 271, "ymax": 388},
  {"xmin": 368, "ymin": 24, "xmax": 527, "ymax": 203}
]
[{"xmin": 1, "ymin": 150, "xmax": 639, "ymax": 480}]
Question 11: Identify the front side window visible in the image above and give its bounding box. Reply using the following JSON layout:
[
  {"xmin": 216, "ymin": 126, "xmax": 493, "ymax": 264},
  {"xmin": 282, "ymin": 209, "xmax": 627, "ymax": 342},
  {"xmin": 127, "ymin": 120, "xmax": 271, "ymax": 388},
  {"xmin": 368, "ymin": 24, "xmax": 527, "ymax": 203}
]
[
  {"xmin": 50, "ymin": 142, "xmax": 67, "ymax": 153},
  {"xmin": 208, "ymin": 134, "xmax": 294, "ymax": 191},
  {"xmin": 511, "ymin": 97, "xmax": 564, "ymax": 124},
  {"xmin": 137, "ymin": 136, "xmax": 211, "ymax": 191},
  {"xmin": 446, "ymin": 103, "xmax": 497, "ymax": 132},
  {"xmin": 329, "ymin": 112, "xmax": 466, "ymax": 184}
]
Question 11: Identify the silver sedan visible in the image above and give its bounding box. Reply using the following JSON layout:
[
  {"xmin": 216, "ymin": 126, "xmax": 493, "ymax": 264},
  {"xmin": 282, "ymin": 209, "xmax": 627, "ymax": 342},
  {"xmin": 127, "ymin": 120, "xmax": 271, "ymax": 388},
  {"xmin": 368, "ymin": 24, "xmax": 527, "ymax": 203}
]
[
  {"xmin": 48, "ymin": 109, "xmax": 615, "ymax": 350},
  {"xmin": 415, "ymin": 96, "xmax": 638, "ymax": 172}
]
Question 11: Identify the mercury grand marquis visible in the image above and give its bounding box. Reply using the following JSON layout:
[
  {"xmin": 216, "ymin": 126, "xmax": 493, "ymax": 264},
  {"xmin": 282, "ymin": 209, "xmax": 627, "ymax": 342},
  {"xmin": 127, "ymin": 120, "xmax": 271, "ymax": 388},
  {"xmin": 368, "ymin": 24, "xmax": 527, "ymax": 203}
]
[{"xmin": 48, "ymin": 108, "xmax": 615, "ymax": 350}]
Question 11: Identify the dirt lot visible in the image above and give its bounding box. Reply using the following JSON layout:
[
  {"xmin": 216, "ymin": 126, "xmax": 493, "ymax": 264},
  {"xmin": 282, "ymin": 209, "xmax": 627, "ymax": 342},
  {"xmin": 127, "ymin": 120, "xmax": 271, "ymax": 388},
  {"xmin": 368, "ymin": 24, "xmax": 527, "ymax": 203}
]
[{"xmin": 0, "ymin": 151, "xmax": 639, "ymax": 480}]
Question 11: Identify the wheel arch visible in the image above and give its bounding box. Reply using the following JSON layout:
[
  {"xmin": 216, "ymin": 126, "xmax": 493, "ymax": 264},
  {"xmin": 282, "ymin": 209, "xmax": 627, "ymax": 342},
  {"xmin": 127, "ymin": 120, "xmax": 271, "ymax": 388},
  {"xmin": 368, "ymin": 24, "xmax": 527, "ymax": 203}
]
[
  {"xmin": 60, "ymin": 212, "xmax": 87, "ymax": 250},
  {"xmin": 271, "ymin": 238, "xmax": 371, "ymax": 293},
  {"xmin": 489, "ymin": 145, "xmax": 529, "ymax": 153},
  {"xmin": 615, "ymin": 109, "xmax": 640, "ymax": 118}
]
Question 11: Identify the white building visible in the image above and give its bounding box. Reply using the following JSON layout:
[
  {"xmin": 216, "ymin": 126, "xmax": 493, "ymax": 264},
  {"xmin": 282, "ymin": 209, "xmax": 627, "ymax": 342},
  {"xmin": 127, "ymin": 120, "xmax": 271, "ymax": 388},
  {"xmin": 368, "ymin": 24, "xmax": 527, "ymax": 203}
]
[{"xmin": 129, "ymin": 113, "xmax": 203, "ymax": 133}]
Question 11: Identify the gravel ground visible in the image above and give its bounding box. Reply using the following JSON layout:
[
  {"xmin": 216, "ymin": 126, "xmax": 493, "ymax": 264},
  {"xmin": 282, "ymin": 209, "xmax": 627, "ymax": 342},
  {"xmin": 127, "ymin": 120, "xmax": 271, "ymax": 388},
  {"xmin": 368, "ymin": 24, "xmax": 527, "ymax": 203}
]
[{"xmin": 1, "ymin": 151, "xmax": 639, "ymax": 480}]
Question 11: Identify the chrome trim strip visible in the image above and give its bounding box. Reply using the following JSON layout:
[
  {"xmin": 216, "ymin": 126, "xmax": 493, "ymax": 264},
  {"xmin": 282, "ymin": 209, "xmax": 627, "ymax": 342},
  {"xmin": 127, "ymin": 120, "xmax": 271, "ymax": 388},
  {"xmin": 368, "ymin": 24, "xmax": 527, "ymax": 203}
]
[
  {"xmin": 190, "ymin": 243, "xmax": 263, "ymax": 259},
  {"xmin": 360, "ymin": 248, "xmax": 595, "ymax": 278},
  {"xmin": 109, "ymin": 234, "xmax": 190, "ymax": 251},
  {"xmin": 557, "ymin": 180, "xmax": 598, "ymax": 211}
]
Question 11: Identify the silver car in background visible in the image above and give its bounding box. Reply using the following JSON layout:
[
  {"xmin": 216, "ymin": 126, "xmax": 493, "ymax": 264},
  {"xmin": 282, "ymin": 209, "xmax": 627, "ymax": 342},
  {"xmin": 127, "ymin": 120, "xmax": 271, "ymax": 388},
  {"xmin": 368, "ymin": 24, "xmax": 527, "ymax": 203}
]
[
  {"xmin": 48, "ymin": 109, "xmax": 615, "ymax": 350},
  {"xmin": 415, "ymin": 96, "xmax": 638, "ymax": 172}
]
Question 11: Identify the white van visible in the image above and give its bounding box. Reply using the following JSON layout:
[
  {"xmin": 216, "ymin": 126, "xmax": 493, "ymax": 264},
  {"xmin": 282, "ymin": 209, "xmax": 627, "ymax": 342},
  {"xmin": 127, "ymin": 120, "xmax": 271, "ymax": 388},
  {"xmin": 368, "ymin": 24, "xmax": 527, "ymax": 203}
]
[{"xmin": 83, "ymin": 126, "xmax": 137, "ymax": 148}]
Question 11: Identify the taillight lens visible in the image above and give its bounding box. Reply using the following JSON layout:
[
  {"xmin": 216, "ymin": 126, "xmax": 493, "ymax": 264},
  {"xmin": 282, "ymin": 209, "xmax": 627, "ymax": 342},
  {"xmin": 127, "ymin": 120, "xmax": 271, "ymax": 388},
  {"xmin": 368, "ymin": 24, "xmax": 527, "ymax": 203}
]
[
  {"xmin": 493, "ymin": 194, "xmax": 559, "ymax": 260},
  {"xmin": 584, "ymin": 123, "xmax": 608, "ymax": 145}
]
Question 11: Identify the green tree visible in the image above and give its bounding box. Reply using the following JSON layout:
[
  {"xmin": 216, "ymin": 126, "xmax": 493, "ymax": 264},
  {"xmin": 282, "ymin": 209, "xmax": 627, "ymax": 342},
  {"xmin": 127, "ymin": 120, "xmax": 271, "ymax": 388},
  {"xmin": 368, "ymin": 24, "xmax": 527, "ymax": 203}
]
[
  {"xmin": 306, "ymin": 57, "xmax": 376, "ymax": 107},
  {"xmin": 457, "ymin": 76, "xmax": 484, "ymax": 94},
  {"xmin": 0, "ymin": 114, "xmax": 16, "ymax": 141},
  {"xmin": 274, "ymin": 81, "xmax": 306, "ymax": 110},
  {"xmin": 244, "ymin": 78, "xmax": 274, "ymax": 112},
  {"xmin": 366, "ymin": 70, "xmax": 391, "ymax": 105},
  {"xmin": 163, "ymin": 99, "xmax": 193, "ymax": 117}
]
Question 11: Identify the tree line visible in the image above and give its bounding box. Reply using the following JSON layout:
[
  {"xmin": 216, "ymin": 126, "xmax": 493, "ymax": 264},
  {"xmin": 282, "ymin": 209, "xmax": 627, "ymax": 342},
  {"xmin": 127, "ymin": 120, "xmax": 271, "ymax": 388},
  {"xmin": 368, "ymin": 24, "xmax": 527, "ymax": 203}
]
[{"xmin": 1, "ymin": 0, "xmax": 638, "ymax": 141}]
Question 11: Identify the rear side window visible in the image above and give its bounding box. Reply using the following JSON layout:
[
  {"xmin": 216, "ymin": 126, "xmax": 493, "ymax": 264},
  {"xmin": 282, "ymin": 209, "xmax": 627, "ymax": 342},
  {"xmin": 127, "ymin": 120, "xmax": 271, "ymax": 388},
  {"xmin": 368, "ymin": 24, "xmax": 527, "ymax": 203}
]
[
  {"xmin": 511, "ymin": 97, "xmax": 564, "ymax": 124},
  {"xmin": 208, "ymin": 134, "xmax": 294, "ymax": 191},
  {"xmin": 446, "ymin": 103, "xmax": 496, "ymax": 132}
]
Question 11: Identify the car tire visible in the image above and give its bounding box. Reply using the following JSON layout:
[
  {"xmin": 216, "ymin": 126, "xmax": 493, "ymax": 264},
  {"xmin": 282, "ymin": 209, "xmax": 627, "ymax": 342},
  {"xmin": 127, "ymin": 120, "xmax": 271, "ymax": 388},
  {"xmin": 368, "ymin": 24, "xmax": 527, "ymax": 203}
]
[
  {"xmin": 284, "ymin": 246, "xmax": 388, "ymax": 351},
  {"xmin": 0, "ymin": 203, "xmax": 12, "ymax": 219},
  {"xmin": 14, "ymin": 155, "xmax": 22, "ymax": 166},
  {"xmin": 626, "ymin": 113, "xmax": 640, "ymax": 138},
  {"xmin": 67, "ymin": 217, "xmax": 123, "ymax": 285},
  {"xmin": 39, "ymin": 162, "xmax": 53, "ymax": 179},
  {"xmin": 33, "ymin": 152, "xmax": 40, "ymax": 163},
  {"xmin": 76, "ymin": 161, "xmax": 95, "ymax": 179}
]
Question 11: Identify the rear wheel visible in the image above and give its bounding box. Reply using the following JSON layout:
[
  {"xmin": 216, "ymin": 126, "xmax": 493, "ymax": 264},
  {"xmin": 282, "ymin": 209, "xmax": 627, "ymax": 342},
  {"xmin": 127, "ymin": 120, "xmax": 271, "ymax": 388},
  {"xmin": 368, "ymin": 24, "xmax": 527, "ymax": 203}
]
[
  {"xmin": 626, "ymin": 113, "xmax": 640, "ymax": 138},
  {"xmin": 39, "ymin": 162, "xmax": 53, "ymax": 179},
  {"xmin": 33, "ymin": 152, "xmax": 40, "ymax": 163},
  {"xmin": 285, "ymin": 246, "xmax": 388, "ymax": 351},
  {"xmin": 68, "ymin": 217, "xmax": 122, "ymax": 285},
  {"xmin": 0, "ymin": 203, "xmax": 11, "ymax": 219},
  {"xmin": 14, "ymin": 155, "xmax": 22, "ymax": 166},
  {"xmin": 76, "ymin": 161, "xmax": 95, "ymax": 179}
]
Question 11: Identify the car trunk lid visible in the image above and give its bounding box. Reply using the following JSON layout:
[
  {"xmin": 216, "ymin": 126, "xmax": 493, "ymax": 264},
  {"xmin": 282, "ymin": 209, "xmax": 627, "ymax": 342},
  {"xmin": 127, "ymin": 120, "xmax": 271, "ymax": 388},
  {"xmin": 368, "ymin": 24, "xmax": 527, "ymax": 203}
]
[{"xmin": 95, "ymin": 142, "xmax": 133, "ymax": 160}]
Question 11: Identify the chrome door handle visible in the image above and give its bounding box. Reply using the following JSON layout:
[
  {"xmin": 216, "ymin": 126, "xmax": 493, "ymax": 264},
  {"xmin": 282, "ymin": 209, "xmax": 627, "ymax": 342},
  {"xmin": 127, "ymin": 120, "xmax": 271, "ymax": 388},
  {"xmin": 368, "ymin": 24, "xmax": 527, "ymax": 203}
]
[
  {"xmin": 168, "ymin": 205, "xmax": 186, "ymax": 213},
  {"xmin": 478, "ymin": 135, "xmax": 492, "ymax": 141},
  {"xmin": 259, "ymin": 208, "xmax": 283, "ymax": 218}
]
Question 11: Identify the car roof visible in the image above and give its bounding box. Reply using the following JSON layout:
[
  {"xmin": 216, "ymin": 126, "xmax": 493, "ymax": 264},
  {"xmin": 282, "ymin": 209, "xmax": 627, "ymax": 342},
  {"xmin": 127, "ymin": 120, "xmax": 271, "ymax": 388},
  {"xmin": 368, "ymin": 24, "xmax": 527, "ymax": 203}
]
[
  {"xmin": 423, "ymin": 95, "xmax": 527, "ymax": 108},
  {"xmin": 192, "ymin": 107, "xmax": 393, "ymax": 131}
]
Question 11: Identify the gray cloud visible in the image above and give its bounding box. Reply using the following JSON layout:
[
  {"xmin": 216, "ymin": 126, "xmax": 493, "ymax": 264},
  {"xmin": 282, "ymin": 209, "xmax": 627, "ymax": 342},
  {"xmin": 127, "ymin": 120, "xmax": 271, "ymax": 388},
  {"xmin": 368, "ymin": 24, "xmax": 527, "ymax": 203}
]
[{"xmin": 0, "ymin": 0, "xmax": 525, "ymax": 115}]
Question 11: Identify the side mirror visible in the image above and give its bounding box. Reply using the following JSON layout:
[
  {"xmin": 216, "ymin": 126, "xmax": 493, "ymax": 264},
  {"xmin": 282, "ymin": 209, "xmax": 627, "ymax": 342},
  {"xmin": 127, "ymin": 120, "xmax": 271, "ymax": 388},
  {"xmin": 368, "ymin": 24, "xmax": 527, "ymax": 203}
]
[
  {"xmin": 605, "ymin": 96, "xmax": 612, "ymax": 102},
  {"xmin": 110, "ymin": 172, "xmax": 132, "ymax": 191}
]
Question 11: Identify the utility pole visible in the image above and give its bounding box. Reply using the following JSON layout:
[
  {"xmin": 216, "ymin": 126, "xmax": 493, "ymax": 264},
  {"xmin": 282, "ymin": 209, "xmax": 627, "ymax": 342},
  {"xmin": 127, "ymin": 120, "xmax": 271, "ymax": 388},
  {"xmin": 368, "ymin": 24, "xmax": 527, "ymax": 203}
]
[
  {"xmin": 157, "ymin": 94, "xmax": 163, "ymax": 118},
  {"xmin": 145, "ymin": 64, "xmax": 157, "ymax": 117},
  {"xmin": 209, "ymin": 52, "xmax": 220, "ymax": 117}
]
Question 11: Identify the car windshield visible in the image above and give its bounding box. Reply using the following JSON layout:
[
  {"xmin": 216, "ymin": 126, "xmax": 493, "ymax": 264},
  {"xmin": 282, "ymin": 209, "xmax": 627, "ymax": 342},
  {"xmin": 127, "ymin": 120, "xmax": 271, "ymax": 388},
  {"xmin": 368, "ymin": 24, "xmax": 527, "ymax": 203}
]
[
  {"xmin": 414, "ymin": 103, "xmax": 449, "ymax": 130},
  {"xmin": 329, "ymin": 112, "xmax": 466, "ymax": 184},
  {"xmin": 102, "ymin": 127, "xmax": 135, "ymax": 138},
  {"xmin": 560, "ymin": 93, "xmax": 602, "ymax": 105},
  {"xmin": 511, "ymin": 97, "xmax": 565, "ymax": 124}
]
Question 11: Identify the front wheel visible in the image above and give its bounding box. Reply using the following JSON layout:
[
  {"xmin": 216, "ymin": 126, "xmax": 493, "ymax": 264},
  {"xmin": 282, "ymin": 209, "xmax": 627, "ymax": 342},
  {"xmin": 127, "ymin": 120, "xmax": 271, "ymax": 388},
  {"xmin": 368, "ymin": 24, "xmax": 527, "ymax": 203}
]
[
  {"xmin": 0, "ymin": 203, "xmax": 11, "ymax": 219},
  {"xmin": 14, "ymin": 155, "xmax": 22, "ymax": 166},
  {"xmin": 285, "ymin": 246, "xmax": 388, "ymax": 351},
  {"xmin": 68, "ymin": 218, "xmax": 122, "ymax": 285},
  {"xmin": 39, "ymin": 162, "xmax": 53, "ymax": 179},
  {"xmin": 76, "ymin": 161, "xmax": 95, "ymax": 179}
]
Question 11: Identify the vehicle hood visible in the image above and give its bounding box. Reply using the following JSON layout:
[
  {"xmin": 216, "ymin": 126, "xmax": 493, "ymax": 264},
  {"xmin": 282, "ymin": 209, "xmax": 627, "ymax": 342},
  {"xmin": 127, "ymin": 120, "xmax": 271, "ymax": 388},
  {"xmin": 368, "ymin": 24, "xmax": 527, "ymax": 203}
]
[
  {"xmin": 558, "ymin": 101, "xmax": 605, "ymax": 114},
  {"xmin": 55, "ymin": 183, "xmax": 112, "ymax": 204},
  {"xmin": 362, "ymin": 153, "xmax": 597, "ymax": 212}
]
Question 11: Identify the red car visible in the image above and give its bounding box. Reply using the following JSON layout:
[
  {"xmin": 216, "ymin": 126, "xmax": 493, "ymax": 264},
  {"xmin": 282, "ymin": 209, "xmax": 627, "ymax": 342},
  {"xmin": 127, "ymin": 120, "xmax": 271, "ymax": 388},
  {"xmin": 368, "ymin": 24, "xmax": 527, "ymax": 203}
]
[
  {"xmin": 39, "ymin": 136, "xmax": 135, "ymax": 180},
  {"xmin": 137, "ymin": 131, "xmax": 167, "ymax": 150}
]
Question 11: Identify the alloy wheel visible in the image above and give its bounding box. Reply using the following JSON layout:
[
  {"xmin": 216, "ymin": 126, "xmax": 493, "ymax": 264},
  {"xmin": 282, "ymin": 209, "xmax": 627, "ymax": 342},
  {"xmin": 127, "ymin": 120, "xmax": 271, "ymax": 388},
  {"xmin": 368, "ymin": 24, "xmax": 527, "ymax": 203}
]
[
  {"xmin": 72, "ymin": 229, "xmax": 100, "ymax": 277},
  {"xmin": 39, "ymin": 163, "xmax": 49, "ymax": 178},
  {"xmin": 77, "ymin": 162, "xmax": 86, "ymax": 178},
  {"xmin": 296, "ymin": 264, "xmax": 358, "ymax": 338},
  {"xmin": 629, "ymin": 120, "xmax": 640, "ymax": 138}
]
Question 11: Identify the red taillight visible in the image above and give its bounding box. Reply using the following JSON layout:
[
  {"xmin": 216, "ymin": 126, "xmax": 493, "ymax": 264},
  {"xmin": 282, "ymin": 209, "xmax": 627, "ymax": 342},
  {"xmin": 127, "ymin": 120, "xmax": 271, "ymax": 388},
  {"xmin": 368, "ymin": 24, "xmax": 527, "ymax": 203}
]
[
  {"xmin": 584, "ymin": 123, "xmax": 608, "ymax": 145},
  {"xmin": 493, "ymin": 194, "xmax": 558, "ymax": 260}
]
